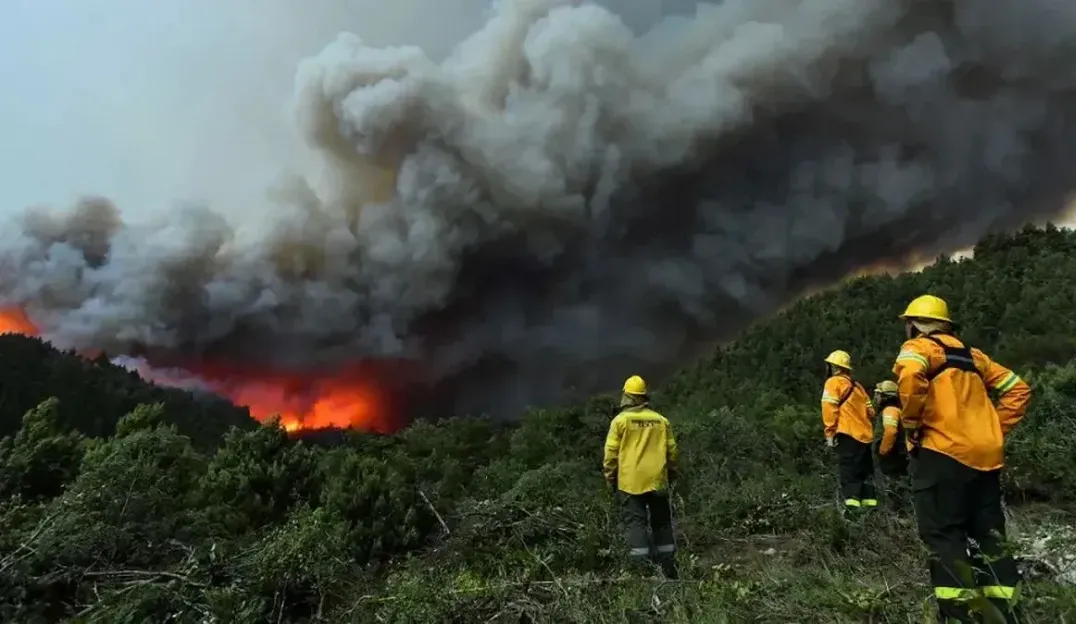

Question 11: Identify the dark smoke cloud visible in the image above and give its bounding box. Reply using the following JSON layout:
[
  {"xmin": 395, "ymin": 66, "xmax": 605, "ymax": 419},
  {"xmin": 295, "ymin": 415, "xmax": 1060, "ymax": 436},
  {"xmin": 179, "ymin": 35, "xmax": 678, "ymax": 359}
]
[{"xmin": 2, "ymin": 0, "xmax": 1074, "ymax": 419}]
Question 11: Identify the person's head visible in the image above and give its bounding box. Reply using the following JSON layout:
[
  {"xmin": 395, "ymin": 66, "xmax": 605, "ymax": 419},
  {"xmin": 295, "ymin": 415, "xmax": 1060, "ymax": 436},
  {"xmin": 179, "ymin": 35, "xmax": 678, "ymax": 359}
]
[
  {"xmin": 823, "ymin": 350, "xmax": 852, "ymax": 377},
  {"xmin": 874, "ymin": 379, "xmax": 898, "ymax": 403},
  {"xmin": 899, "ymin": 294, "xmax": 953, "ymax": 339},
  {"xmin": 621, "ymin": 374, "xmax": 649, "ymax": 408}
]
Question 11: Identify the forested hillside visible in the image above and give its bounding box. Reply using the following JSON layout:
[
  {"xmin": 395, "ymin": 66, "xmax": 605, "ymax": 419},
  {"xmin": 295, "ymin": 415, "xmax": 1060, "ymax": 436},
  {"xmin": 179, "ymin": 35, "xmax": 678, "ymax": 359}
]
[
  {"xmin": 0, "ymin": 225, "xmax": 1074, "ymax": 622},
  {"xmin": 0, "ymin": 335, "xmax": 257, "ymax": 449}
]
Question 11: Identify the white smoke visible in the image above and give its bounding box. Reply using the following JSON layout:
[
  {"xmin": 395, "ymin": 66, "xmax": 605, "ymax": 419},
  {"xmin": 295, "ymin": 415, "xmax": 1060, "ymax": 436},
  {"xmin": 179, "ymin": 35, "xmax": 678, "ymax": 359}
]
[
  {"xmin": 3, "ymin": 0, "xmax": 1075, "ymax": 419},
  {"xmin": 111, "ymin": 355, "xmax": 212, "ymax": 393}
]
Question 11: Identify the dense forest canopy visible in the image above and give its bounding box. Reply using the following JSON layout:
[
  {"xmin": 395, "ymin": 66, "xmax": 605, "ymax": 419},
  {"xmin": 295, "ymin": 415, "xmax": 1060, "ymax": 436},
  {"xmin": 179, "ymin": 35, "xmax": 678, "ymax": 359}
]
[
  {"xmin": 0, "ymin": 334, "xmax": 257, "ymax": 450},
  {"xmin": 0, "ymin": 224, "xmax": 1073, "ymax": 622}
]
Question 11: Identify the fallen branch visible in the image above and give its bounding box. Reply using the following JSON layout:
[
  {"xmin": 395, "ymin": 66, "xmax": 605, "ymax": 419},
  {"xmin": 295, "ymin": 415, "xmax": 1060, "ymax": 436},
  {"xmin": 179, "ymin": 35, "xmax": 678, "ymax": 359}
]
[
  {"xmin": 353, "ymin": 574, "xmax": 705, "ymax": 605},
  {"xmin": 526, "ymin": 546, "xmax": 568, "ymax": 598},
  {"xmin": 0, "ymin": 510, "xmax": 60, "ymax": 574},
  {"xmin": 74, "ymin": 578, "xmax": 157, "ymax": 618},
  {"xmin": 82, "ymin": 568, "xmax": 207, "ymax": 587},
  {"xmin": 419, "ymin": 489, "xmax": 451, "ymax": 535}
]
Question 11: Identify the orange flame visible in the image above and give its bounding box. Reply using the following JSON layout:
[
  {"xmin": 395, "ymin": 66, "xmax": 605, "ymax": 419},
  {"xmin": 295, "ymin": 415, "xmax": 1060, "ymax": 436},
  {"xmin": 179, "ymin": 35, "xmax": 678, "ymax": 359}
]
[
  {"xmin": 181, "ymin": 361, "xmax": 397, "ymax": 434},
  {"xmin": 0, "ymin": 305, "xmax": 398, "ymax": 434},
  {"xmin": 0, "ymin": 307, "xmax": 38, "ymax": 336}
]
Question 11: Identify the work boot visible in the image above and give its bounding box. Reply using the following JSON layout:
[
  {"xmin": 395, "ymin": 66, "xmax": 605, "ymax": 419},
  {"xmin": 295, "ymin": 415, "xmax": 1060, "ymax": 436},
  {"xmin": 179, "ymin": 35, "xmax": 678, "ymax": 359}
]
[
  {"xmin": 936, "ymin": 604, "xmax": 975, "ymax": 623},
  {"xmin": 842, "ymin": 503, "xmax": 868, "ymax": 523},
  {"xmin": 654, "ymin": 554, "xmax": 679, "ymax": 580},
  {"xmin": 975, "ymin": 600, "xmax": 1025, "ymax": 624}
]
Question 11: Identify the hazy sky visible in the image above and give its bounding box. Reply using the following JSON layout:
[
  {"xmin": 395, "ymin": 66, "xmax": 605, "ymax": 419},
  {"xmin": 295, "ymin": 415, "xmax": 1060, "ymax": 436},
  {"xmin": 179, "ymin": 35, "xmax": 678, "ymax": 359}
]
[
  {"xmin": 0, "ymin": 0, "xmax": 720, "ymax": 225},
  {"xmin": 0, "ymin": 0, "xmax": 691, "ymax": 223},
  {"xmin": 0, "ymin": 0, "xmax": 496, "ymax": 220}
]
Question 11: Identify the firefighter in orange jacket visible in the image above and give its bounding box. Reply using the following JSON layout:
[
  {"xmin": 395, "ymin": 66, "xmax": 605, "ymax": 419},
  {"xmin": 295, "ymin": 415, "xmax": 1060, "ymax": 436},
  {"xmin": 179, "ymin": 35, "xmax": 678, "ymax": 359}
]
[
  {"xmin": 821, "ymin": 350, "xmax": 877, "ymax": 510},
  {"xmin": 603, "ymin": 375, "xmax": 680, "ymax": 579},
  {"xmin": 874, "ymin": 380, "xmax": 909, "ymax": 475},
  {"xmin": 893, "ymin": 295, "xmax": 1031, "ymax": 623},
  {"xmin": 872, "ymin": 380, "xmax": 912, "ymax": 512}
]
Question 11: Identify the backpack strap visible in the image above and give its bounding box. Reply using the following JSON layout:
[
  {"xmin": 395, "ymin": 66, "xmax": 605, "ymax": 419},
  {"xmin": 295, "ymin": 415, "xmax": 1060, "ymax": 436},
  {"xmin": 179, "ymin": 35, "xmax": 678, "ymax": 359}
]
[
  {"xmin": 922, "ymin": 334, "xmax": 984, "ymax": 382},
  {"xmin": 835, "ymin": 380, "xmax": 865, "ymax": 409}
]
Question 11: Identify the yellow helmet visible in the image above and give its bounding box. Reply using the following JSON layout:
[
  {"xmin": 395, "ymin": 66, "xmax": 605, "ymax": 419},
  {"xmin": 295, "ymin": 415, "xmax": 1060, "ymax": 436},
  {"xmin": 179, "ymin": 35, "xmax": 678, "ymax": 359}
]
[
  {"xmin": 823, "ymin": 350, "xmax": 852, "ymax": 371},
  {"xmin": 875, "ymin": 380, "xmax": 898, "ymax": 394},
  {"xmin": 622, "ymin": 375, "xmax": 648, "ymax": 395},
  {"xmin": 899, "ymin": 294, "xmax": 951, "ymax": 322}
]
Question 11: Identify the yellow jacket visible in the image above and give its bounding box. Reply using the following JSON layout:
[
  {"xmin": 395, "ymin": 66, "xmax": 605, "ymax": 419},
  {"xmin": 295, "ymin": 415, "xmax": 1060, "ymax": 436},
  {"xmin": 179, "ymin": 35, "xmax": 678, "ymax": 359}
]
[
  {"xmin": 821, "ymin": 375, "xmax": 875, "ymax": 444},
  {"xmin": 603, "ymin": 405, "xmax": 679, "ymax": 495},
  {"xmin": 892, "ymin": 333, "xmax": 1031, "ymax": 471}
]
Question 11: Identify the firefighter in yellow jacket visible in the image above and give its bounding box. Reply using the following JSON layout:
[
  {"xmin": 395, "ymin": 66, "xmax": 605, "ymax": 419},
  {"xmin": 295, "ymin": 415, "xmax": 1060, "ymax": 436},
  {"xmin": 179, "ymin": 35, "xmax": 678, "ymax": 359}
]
[
  {"xmin": 893, "ymin": 294, "xmax": 1031, "ymax": 623},
  {"xmin": 821, "ymin": 350, "xmax": 877, "ymax": 510},
  {"xmin": 603, "ymin": 375, "xmax": 680, "ymax": 579}
]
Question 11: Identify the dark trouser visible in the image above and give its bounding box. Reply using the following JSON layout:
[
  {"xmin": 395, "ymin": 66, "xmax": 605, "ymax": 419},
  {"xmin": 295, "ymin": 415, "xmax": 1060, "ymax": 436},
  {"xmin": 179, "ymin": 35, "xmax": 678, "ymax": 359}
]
[
  {"xmin": 877, "ymin": 443, "xmax": 909, "ymax": 479},
  {"xmin": 913, "ymin": 449, "xmax": 1023, "ymax": 623},
  {"xmin": 878, "ymin": 445, "xmax": 912, "ymax": 514},
  {"xmin": 837, "ymin": 434, "xmax": 877, "ymax": 509},
  {"xmin": 619, "ymin": 490, "xmax": 678, "ymax": 579}
]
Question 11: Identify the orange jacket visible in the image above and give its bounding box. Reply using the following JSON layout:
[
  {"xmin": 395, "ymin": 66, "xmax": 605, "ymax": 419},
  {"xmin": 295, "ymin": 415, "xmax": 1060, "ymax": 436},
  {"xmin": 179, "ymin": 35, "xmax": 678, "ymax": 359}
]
[
  {"xmin": 878, "ymin": 405, "xmax": 901, "ymax": 455},
  {"xmin": 821, "ymin": 374, "xmax": 875, "ymax": 444},
  {"xmin": 892, "ymin": 333, "xmax": 1031, "ymax": 471}
]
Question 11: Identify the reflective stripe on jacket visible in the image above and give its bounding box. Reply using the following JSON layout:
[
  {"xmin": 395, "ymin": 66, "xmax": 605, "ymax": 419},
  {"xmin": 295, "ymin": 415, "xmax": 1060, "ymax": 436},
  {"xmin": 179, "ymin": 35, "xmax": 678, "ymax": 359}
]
[
  {"xmin": 878, "ymin": 405, "xmax": 902, "ymax": 455},
  {"xmin": 603, "ymin": 405, "xmax": 678, "ymax": 495},
  {"xmin": 821, "ymin": 375, "xmax": 875, "ymax": 444},
  {"xmin": 892, "ymin": 333, "xmax": 1031, "ymax": 471}
]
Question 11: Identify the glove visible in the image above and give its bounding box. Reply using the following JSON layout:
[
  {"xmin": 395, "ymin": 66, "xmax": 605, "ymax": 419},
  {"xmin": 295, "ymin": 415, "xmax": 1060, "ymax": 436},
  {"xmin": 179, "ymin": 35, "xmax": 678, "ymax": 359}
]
[
  {"xmin": 825, "ymin": 436, "xmax": 837, "ymax": 449},
  {"xmin": 905, "ymin": 427, "xmax": 922, "ymax": 457}
]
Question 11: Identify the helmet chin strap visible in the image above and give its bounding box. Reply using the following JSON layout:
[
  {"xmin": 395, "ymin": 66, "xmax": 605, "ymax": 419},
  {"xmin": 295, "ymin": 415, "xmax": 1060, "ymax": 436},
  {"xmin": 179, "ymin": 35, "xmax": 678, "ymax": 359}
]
[{"xmin": 826, "ymin": 364, "xmax": 849, "ymax": 378}]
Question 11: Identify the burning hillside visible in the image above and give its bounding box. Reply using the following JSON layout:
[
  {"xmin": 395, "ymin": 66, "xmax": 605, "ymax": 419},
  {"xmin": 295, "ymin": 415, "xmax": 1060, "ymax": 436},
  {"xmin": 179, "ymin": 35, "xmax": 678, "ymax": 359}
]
[
  {"xmin": 0, "ymin": 308, "xmax": 36, "ymax": 337},
  {"xmin": 0, "ymin": 306, "xmax": 398, "ymax": 433},
  {"xmin": 3, "ymin": 0, "xmax": 1076, "ymax": 427}
]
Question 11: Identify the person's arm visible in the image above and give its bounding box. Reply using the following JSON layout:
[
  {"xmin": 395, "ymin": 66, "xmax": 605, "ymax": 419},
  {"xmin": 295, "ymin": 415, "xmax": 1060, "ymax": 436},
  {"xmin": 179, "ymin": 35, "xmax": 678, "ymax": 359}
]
[
  {"xmin": 865, "ymin": 386, "xmax": 876, "ymax": 420},
  {"xmin": 602, "ymin": 415, "xmax": 624, "ymax": 485},
  {"xmin": 665, "ymin": 418, "xmax": 680, "ymax": 480},
  {"xmin": 821, "ymin": 376, "xmax": 847, "ymax": 441},
  {"xmin": 978, "ymin": 351, "xmax": 1032, "ymax": 433},
  {"xmin": 879, "ymin": 406, "xmax": 899, "ymax": 455},
  {"xmin": 893, "ymin": 340, "xmax": 931, "ymax": 438}
]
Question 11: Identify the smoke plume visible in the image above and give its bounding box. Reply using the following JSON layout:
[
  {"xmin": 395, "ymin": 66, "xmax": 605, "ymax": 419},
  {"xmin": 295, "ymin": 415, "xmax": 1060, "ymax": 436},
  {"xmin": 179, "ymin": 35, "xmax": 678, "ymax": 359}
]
[{"xmin": 2, "ymin": 0, "xmax": 1076, "ymax": 420}]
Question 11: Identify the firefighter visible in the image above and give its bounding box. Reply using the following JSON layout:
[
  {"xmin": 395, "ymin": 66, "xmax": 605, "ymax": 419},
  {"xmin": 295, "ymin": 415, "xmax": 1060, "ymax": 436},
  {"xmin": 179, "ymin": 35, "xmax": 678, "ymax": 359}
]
[
  {"xmin": 893, "ymin": 294, "xmax": 1031, "ymax": 623},
  {"xmin": 821, "ymin": 350, "xmax": 878, "ymax": 511},
  {"xmin": 874, "ymin": 380, "xmax": 908, "ymax": 473},
  {"xmin": 603, "ymin": 375, "xmax": 680, "ymax": 579},
  {"xmin": 873, "ymin": 380, "xmax": 911, "ymax": 511}
]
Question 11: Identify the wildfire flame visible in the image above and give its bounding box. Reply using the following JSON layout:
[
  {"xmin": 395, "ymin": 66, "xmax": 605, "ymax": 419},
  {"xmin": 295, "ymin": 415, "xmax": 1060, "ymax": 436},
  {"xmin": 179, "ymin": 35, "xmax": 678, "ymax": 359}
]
[
  {"xmin": 176, "ymin": 360, "xmax": 394, "ymax": 434},
  {"xmin": 0, "ymin": 306, "xmax": 394, "ymax": 434},
  {"xmin": 0, "ymin": 307, "xmax": 37, "ymax": 336}
]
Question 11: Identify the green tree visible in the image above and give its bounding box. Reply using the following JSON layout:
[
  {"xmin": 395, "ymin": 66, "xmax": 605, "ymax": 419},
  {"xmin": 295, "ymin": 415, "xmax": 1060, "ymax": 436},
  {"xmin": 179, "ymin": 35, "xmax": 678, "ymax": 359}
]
[
  {"xmin": 0, "ymin": 398, "xmax": 86, "ymax": 502},
  {"xmin": 318, "ymin": 449, "xmax": 436, "ymax": 565},
  {"xmin": 34, "ymin": 409, "xmax": 206, "ymax": 572},
  {"xmin": 197, "ymin": 419, "xmax": 321, "ymax": 536}
]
